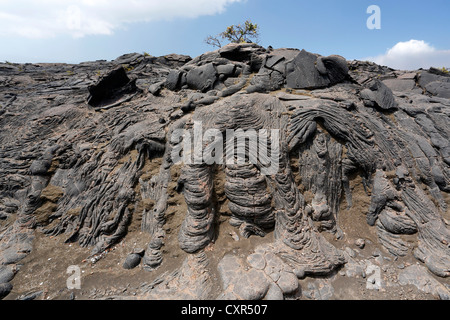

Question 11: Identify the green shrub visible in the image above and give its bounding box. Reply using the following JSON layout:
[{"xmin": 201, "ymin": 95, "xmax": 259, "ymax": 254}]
[{"xmin": 205, "ymin": 20, "xmax": 260, "ymax": 48}]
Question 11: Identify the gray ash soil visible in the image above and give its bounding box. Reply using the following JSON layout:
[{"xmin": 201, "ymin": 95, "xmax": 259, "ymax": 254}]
[{"xmin": 5, "ymin": 179, "xmax": 448, "ymax": 300}]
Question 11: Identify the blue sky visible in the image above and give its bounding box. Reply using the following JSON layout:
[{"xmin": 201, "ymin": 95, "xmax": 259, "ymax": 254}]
[{"xmin": 1, "ymin": 0, "xmax": 449, "ymax": 70}]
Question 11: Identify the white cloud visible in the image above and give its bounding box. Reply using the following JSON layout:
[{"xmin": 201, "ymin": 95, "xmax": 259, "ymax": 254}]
[
  {"xmin": 0, "ymin": 0, "xmax": 243, "ymax": 38},
  {"xmin": 363, "ymin": 40, "xmax": 450, "ymax": 70}
]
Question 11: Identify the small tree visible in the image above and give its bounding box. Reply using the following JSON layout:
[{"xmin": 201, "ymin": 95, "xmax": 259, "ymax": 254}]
[{"xmin": 205, "ymin": 20, "xmax": 260, "ymax": 48}]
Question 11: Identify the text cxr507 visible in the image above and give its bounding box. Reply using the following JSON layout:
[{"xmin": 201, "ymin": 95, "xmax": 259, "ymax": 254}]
[{"xmin": 225, "ymin": 304, "xmax": 267, "ymax": 315}]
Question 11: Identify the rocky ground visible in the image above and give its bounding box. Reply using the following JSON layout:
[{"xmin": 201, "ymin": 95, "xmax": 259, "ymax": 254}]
[
  {"xmin": 3, "ymin": 206, "xmax": 448, "ymax": 300},
  {"xmin": 0, "ymin": 43, "xmax": 449, "ymax": 300}
]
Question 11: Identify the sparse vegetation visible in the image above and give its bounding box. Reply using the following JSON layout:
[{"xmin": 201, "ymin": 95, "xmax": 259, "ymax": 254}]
[
  {"xmin": 205, "ymin": 20, "xmax": 260, "ymax": 48},
  {"xmin": 122, "ymin": 64, "xmax": 134, "ymax": 72}
]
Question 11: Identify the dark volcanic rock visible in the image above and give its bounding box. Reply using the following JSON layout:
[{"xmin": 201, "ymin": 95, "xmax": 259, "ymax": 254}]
[
  {"xmin": 423, "ymin": 81, "xmax": 450, "ymax": 99},
  {"xmin": 87, "ymin": 66, "xmax": 140, "ymax": 109},
  {"xmin": 123, "ymin": 253, "xmax": 142, "ymax": 269},
  {"xmin": 286, "ymin": 50, "xmax": 330, "ymax": 89},
  {"xmin": 165, "ymin": 70, "xmax": 183, "ymax": 91},
  {"xmin": 186, "ymin": 63, "xmax": 218, "ymax": 92},
  {"xmin": 285, "ymin": 50, "xmax": 349, "ymax": 89},
  {"xmin": 0, "ymin": 45, "xmax": 449, "ymax": 300},
  {"xmin": 364, "ymin": 79, "xmax": 398, "ymax": 110},
  {"xmin": 0, "ymin": 282, "xmax": 13, "ymax": 299},
  {"xmin": 317, "ymin": 55, "xmax": 349, "ymax": 84},
  {"xmin": 0, "ymin": 266, "xmax": 15, "ymax": 283}
]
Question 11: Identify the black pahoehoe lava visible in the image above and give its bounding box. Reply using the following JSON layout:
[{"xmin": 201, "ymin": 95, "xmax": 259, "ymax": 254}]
[{"xmin": 0, "ymin": 43, "xmax": 449, "ymax": 300}]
